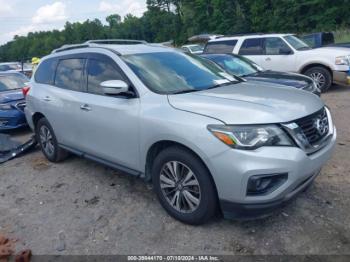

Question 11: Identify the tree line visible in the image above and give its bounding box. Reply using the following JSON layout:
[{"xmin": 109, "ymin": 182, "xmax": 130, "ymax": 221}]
[{"xmin": 1, "ymin": 0, "xmax": 349, "ymax": 62}]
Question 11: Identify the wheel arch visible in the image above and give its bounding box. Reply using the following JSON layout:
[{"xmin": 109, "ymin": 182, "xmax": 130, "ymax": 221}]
[
  {"xmin": 32, "ymin": 112, "xmax": 46, "ymax": 128},
  {"xmin": 300, "ymin": 63, "xmax": 333, "ymax": 77},
  {"xmin": 144, "ymin": 140, "xmax": 219, "ymax": 198}
]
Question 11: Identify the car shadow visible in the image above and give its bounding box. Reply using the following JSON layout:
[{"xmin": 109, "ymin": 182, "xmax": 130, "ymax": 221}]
[
  {"xmin": 328, "ymin": 84, "xmax": 350, "ymax": 93},
  {"xmin": 0, "ymin": 126, "xmax": 33, "ymax": 142}
]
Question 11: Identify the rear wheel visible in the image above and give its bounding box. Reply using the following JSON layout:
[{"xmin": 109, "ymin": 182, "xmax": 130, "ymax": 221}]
[
  {"xmin": 36, "ymin": 118, "xmax": 68, "ymax": 162},
  {"xmin": 151, "ymin": 146, "xmax": 218, "ymax": 225},
  {"xmin": 304, "ymin": 66, "xmax": 332, "ymax": 92}
]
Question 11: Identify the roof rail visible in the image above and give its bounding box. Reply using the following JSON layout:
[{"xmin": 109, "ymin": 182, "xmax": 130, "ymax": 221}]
[
  {"xmin": 52, "ymin": 44, "xmax": 91, "ymax": 54},
  {"xmin": 51, "ymin": 39, "xmax": 148, "ymax": 54},
  {"xmin": 85, "ymin": 39, "xmax": 147, "ymax": 45},
  {"xmin": 215, "ymin": 33, "xmax": 267, "ymax": 39}
]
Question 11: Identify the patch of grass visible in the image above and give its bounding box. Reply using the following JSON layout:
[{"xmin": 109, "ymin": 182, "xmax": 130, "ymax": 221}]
[{"xmin": 334, "ymin": 29, "xmax": 350, "ymax": 43}]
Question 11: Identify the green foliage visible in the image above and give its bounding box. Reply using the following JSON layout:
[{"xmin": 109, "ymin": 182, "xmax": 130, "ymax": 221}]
[
  {"xmin": 334, "ymin": 28, "xmax": 350, "ymax": 43},
  {"xmin": 1, "ymin": 0, "xmax": 350, "ymax": 61}
]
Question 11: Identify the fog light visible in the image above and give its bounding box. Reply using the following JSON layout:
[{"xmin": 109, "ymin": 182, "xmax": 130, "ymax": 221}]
[
  {"xmin": 247, "ymin": 173, "xmax": 288, "ymax": 196},
  {"xmin": 0, "ymin": 120, "xmax": 8, "ymax": 126}
]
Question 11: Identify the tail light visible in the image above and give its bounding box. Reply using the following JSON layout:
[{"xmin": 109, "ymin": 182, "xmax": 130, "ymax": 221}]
[{"xmin": 22, "ymin": 86, "xmax": 30, "ymax": 97}]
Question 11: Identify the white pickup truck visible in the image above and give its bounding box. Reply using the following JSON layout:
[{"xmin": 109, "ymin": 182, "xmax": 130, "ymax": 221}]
[{"xmin": 205, "ymin": 34, "xmax": 350, "ymax": 92}]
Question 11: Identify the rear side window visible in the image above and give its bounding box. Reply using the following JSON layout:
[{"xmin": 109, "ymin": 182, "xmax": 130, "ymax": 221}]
[
  {"xmin": 204, "ymin": 40, "xmax": 237, "ymax": 54},
  {"xmin": 54, "ymin": 59, "xmax": 85, "ymax": 91},
  {"xmin": 35, "ymin": 58, "xmax": 57, "ymax": 84},
  {"xmin": 87, "ymin": 58, "xmax": 124, "ymax": 95},
  {"xmin": 239, "ymin": 38, "xmax": 264, "ymax": 55}
]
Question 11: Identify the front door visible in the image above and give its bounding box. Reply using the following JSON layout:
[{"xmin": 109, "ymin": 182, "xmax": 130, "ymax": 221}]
[
  {"xmin": 77, "ymin": 53, "xmax": 141, "ymax": 171},
  {"xmin": 259, "ymin": 37, "xmax": 296, "ymax": 72}
]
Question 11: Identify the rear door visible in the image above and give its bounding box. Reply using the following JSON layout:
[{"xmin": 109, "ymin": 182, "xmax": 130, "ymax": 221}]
[
  {"xmin": 49, "ymin": 56, "xmax": 87, "ymax": 148},
  {"xmin": 76, "ymin": 52, "xmax": 140, "ymax": 171},
  {"xmin": 238, "ymin": 38, "xmax": 264, "ymax": 67}
]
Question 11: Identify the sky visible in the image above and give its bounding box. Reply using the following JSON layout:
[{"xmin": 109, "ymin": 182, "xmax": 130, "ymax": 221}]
[{"xmin": 0, "ymin": 0, "xmax": 147, "ymax": 45}]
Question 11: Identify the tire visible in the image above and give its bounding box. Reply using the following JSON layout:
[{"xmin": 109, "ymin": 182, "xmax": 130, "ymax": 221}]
[
  {"xmin": 304, "ymin": 66, "xmax": 332, "ymax": 92},
  {"xmin": 151, "ymin": 146, "xmax": 218, "ymax": 225},
  {"xmin": 35, "ymin": 117, "xmax": 68, "ymax": 162}
]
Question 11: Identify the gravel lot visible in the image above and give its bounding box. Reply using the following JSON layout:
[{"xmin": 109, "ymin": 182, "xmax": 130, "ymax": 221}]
[{"xmin": 0, "ymin": 85, "xmax": 350, "ymax": 255}]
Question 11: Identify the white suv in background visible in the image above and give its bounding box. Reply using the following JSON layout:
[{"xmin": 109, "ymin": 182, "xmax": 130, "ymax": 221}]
[{"xmin": 205, "ymin": 34, "xmax": 350, "ymax": 92}]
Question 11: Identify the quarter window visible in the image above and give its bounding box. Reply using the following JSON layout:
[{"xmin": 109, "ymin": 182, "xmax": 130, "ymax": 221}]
[
  {"xmin": 239, "ymin": 38, "xmax": 264, "ymax": 55},
  {"xmin": 87, "ymin": 58, "xmax": 124, "ymax": 95},
  {"xmin": 54, "ymin": 59, "xmax": 85, "ymax": 91},
  {"xmin": 204, "ymin": 40, "xmax": 238, "ymax": 54},
  {"xmin": 264, "ymin": 37, "xmax": 291, "ymax": 55},
  {"xmin": 35, "ymin": 58, "xmax": 57, "ymax": 85}
]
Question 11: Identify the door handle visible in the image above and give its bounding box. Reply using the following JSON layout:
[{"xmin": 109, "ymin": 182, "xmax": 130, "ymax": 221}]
[
  {"xmin": 43, "ymin": 96, "xmax": 51, "ymax": 102},
  {"xmin": 80, "ymin": 104, "xmax": 91, "ymax": 111},
  {"xmin": 265, "ymin": 57, "xmax": 271, "ymax": 61}
]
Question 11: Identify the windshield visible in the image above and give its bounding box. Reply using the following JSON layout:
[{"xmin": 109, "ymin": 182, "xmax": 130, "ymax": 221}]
[
  {"xmin": 284, "ymin": 35, "xmax": 311, "ymax": 50},
  {"xmin": 123, "ymin": 52, "xmax": 237, "ymax": 94},
  {"xmin": 189, "ymin": 45, "xmax": 204, "ymax": 52},
  {"xmin": 205, "ymin": 55, "xmax": 262, "ymax": 77},
  {"xmin": 0, "ymin": 74, "xmax": 27, "ymax": 92}
]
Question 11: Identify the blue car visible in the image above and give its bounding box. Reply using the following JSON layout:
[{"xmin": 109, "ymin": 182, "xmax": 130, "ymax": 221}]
[
  {"xmin": 0, "ymin": 72, "xmax": 28, "ymax": 131},
  {"xmin": 200, "ymin": 53, "xmax": 321, "ymax": 96}
]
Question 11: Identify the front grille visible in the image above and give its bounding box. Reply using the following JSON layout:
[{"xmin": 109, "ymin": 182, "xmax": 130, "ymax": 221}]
[
  {"xmin": 295, "ymin": 108, "xmax": 329, "ymax": 145},
  {"xmin": 15, "ymin": 101, "xmax": 26, "ymax": 112}
]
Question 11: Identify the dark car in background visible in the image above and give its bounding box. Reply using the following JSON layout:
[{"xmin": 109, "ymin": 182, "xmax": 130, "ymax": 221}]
[
  {"xmin": 200, "ymin": 53, "xmax": 321, "ymax": 96},
  {"xmin": 0, "ymin": 72, "xmax": 29, "ymax": 131},
  {"xmin": 0, "ymin": 62, "xmax": 33, "ymax": 78},
  {"xmin": 301, "ymin": 32, "xmax": 350, "ymax": 49}
]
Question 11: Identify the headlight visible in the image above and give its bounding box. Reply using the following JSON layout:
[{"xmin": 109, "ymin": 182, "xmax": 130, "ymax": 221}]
[
  {"xmin": 335, "ymin": 56, "xmax": 350, "ymax": 65},
  {"xmin": 207, "ymin": 124, "xmax": 294, "ymax": 150},
  {"xmin": 0, "ymin": 104, "xmax": 13, "ymax": 110}
]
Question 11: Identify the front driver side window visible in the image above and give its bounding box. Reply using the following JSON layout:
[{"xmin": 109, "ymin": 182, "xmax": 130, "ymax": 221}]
[
  {"xmin": 264, "ymin": 37, "xmax": 291, "ymax": 55},
  {"xmin": 87, "ymin": 58, "xmax": 124, "ymax": 95}
]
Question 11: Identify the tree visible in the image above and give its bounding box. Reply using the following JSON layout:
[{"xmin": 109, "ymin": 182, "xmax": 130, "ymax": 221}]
[{"xmin": 1, "ymin": 0, "xmax": 350, "ymax": 62}]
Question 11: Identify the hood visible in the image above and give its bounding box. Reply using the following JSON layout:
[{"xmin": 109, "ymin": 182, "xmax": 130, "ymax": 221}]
[
  {"xmin": 168, "ymin": 81, "xmax": 324, "ymax": 124},
  {"xmin": 0, "ymin": 90, "xmax": 24, "ymax": 104},
  {"xmin": 305, "ymin": 46, "xmax": 350, "ymax": 56},
  {"xmin": 245, "ymin": 71, "xmax": 312, "ymax": 89}
]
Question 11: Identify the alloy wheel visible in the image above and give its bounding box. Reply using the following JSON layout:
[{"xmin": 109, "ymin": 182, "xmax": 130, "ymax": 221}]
[
  {"xmin": 310, "ymin": 72, "xmax": 326, "ymax": 89},
  {"xmin": 159, "ymin": 161, "xmax": 201, "ymax": 213},
  {"xmin": 39, "ymin": 125, "xmax": 55, "ymax": 157}
]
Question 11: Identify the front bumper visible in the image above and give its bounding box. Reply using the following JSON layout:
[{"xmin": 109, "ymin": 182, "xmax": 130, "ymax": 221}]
[
  {"xmin": 333, "ymin": 70, "xmax": 350, "ymax": 86},
  {"xmin": 0, "ymin": 111, "xmax": 27, "ymax": 130},
  {"xmin": 206, "ymin": 127, "xmax": 336, "ymax": 220},
  {"xmin": 220, "ymin": 169, "xmax": 319, "ymax": 219}
]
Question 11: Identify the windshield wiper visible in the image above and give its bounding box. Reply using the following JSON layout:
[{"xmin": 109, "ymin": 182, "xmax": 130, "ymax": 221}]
[
  {"xmin": 207, "ymin": 81, "xmax": 238, "ymax": 90},
  {"xmin": 171, "ymin": 89, "xmax": 199, "ymax": 94},
  {"xmin": 172, "ymin": 81, "xmax": 238, "ymax": 94},
  {"xmin": 241, "ymin": 72, "xmax": 258, "ymax": 77}
]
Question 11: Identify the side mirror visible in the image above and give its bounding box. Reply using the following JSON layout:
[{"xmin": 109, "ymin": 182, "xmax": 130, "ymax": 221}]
[
  {"xmin": 279, "ymin": 47, "xmax": 293, "ymax": 55},
  {"xmin": 100, "ymin": 80, "xmax": 129, "ymax": 95}
]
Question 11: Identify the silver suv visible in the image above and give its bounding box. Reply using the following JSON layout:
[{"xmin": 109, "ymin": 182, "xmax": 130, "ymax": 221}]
[{"xmin": 24, "ymin": 40, "xmax": 336, "ymax": 224}]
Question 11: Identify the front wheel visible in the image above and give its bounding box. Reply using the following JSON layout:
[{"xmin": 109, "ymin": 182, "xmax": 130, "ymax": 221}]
[
  {"xmin": 304, "ymin": 66, "xmax": 332, "ymax": 92},
  {"xmin": 151, "ymin": 146, "xmax": 218, "ymax": 225}
]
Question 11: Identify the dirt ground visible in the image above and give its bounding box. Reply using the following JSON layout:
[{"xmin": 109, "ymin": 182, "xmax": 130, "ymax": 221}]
[{"xmin": 0, "ymin": 85, "xmax": 350, "ymax": 255}]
